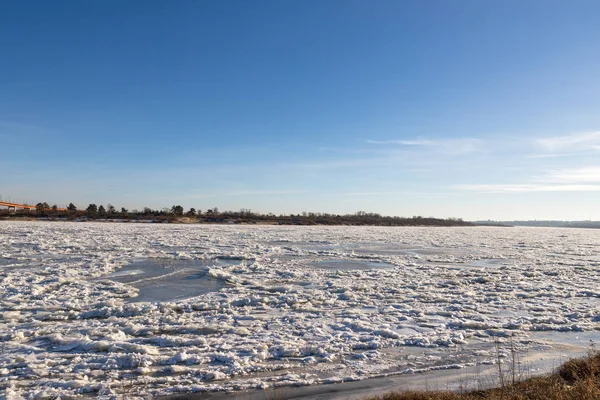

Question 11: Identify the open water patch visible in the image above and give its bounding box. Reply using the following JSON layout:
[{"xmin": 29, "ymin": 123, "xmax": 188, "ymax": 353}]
[
  {"xmin": 98, "ymin": 258, "xmax": 229, "ymax": 302},
  {"xmin": 214, "ymin": 256, "xmax": 255, "ymax": 266},
  {"xmin": 469, "ymin": 258, "xmax": 514, "ymax": 268},
  {"xmin": 312, "ymin": 259, "xmax": 394, "ymax": 270}
]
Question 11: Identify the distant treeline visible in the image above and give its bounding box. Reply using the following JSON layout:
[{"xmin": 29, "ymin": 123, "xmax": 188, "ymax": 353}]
[
  {"xmin": 476, "ymin": 220, "xmax": 600, "ymax": 229},
  {"xmin": 1, "ymin": 203, "xmax": 473, "ymax": 227}
]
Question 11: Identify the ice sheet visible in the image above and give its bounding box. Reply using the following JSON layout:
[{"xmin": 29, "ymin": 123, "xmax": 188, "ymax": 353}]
[{"xmin": 0, "ymin": 222, "xmax": 598, "ymax": 398}]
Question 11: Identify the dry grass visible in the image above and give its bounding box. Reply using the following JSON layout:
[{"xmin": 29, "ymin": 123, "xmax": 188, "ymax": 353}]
[{"xmin": 365, "ymin": 352, "xmax": 600, "ymax": 400}]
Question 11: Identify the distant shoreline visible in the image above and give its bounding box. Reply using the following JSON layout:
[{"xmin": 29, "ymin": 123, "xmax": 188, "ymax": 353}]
[
  {"xmin": 475, "ymin": 220, "xmax": 600, "ymax": 229},
  {"xmin": 0, "ymin": 215, "xmax": 474, "ymax": 227},
  {"xmin": 5, "ymin": 215, "xmax": 600, "ymax": 229}
]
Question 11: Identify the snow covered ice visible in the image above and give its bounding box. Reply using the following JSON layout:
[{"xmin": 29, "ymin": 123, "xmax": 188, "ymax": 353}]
[{"xmin": 1, "ymin": 222, "xmax": 599, "ymax": 398}]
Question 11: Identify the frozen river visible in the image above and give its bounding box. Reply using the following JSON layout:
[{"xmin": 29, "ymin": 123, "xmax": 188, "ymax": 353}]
[{"xmin": 0, "ymin": 222, "xmax": 599, "ymax": 399}]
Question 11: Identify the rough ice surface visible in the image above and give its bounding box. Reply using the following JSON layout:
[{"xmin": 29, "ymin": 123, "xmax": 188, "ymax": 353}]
[{"xmin": 1, "ymin": 222, "xmax": 599, "ymax": 399}]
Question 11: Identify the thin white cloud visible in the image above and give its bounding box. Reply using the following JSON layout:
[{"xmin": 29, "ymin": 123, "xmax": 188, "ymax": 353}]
[
  {"xmin": 525, "ymin": 153, "xmax": 579, "ymax": 159},
  {"xmin": 367, "ymin": 137, "xmax": 483, "ymax": 155},
  {"xmin": 368, "ymin": 139, "xmax": 438, "ymax": 146},
  {"xmin": 225, "ymin": 189, "xmax": 307, "ymax": 196},
  {"xmin": 344, "ymin": 191, "xmax": 450, "ymax": 197},
  {"xmin": 455, "ymin": 165, "xmax": 600, "ymax": 193},
  {"xmin": 535, "ymin": 132, "xmax": 600, "ymax": 153},
  {"xmin": 542, "ymin": 166, "xmax": 600, "ymax": 183},
  {"xmin": 280, "ymin": 158, "xmax": 379, "ymax": 170},
  {"xmin": 343, "ymin": 191, "xmax": 396, "ymax": 196},
  {"xmin": 453, "ymin": 184, "xmax": 600, "ymax": 193}
]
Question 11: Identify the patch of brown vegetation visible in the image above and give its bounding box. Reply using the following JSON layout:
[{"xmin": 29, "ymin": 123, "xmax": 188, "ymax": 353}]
[
  {"xmin": 365, "ymin": 352, "xmax": 600, "ymax": 400},
  {"xmin": 175, "ymin": 217, "xmax": 200, "ymax": 224}
]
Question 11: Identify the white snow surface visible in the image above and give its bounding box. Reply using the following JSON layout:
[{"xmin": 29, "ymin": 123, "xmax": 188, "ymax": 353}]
[{"xmin": 0, "ymin": 222, "xmax": 599, "ymax": 398}]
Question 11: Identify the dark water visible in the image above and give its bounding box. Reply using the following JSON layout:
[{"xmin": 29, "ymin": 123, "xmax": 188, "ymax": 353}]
[
  {"xmin": 99, "ymin": 258, "xmax": 242, "ymax": 302},
  {"xmin": 312, "ymin": 259, "xmax": 395, "ymax": 270}
]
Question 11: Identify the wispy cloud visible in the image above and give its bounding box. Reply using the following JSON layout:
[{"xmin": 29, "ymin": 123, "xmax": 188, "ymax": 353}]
[
  {"xmin": 454, "ymin": 165, "xmax": 600, "ymax": 193},
  {"xmin": 343, "ymin": 191, "xmax": 450, "ymax": 197},
  {"xmin": 224, "ymin": 189, "xmax": 307, "ymax": 196},
  {"xmin": 535, "ymin": 132, "xmax": 600, "ymax": 153},
  {"xmin": 343, "ymin": 191, "xmax": 409, "ymax": 196},
  {"xmin": 542, "ymin": 166, "xmax": 600, "ymax": 183},
  {"xmin": 367, "ymin": 137, "xmax": 483, "ymax": 155},
  {"xmin": 525, "ymin": 153, "xmax": 580, "ymax": 159},
  {"xmin": 453, "ymin": 184, "xmax": 600, "ymax": 193}
]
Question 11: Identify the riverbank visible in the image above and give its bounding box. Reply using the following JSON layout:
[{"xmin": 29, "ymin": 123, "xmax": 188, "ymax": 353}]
[
  {"xmin": 364, "ymin": 350, "xmax": 600, "ymax": 400},
  {"xmin": 0, "ymin": 214, "xmax": 474, "ymax": 226}
]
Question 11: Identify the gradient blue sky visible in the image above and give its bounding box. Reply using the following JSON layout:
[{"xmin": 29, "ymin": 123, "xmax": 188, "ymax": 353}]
[{"xmin": 2, "ymin": 1, "xmax": 600, "ymax": 220}]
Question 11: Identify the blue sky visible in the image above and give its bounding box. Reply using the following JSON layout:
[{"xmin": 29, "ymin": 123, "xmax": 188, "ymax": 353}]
[{"xmin": 2, "ymin": 0, "xmax": 600, "ymax": 220}]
